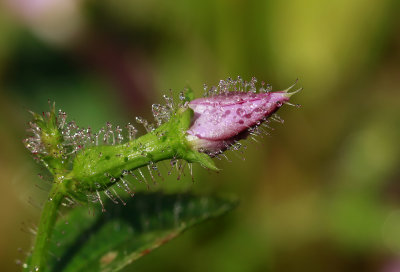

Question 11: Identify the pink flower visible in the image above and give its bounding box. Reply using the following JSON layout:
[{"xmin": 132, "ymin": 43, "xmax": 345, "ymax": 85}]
[{"xmin": 186, "ymin": 81, "xmax": 300, "ymax": 154}]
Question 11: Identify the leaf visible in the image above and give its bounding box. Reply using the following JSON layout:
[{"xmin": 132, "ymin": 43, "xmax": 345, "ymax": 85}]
[{"xmin": 43, "ymin": 193, "xmax": 238, "ymax": 272}]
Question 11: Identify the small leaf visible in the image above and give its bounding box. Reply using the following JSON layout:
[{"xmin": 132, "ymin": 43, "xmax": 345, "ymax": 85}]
[{"xmin": 42, "ymin": 193, "xmax": 237, "ymax": 272}]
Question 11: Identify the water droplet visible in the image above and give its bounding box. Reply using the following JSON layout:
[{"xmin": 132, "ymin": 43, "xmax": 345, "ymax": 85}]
[
  {"xmin": 163, "ymin": 93, "xmax": 174, "ymax": 109},
  {"xmin": 136, "ymin": 116, "xmax": 154, "ymax": 132},
  {"xmin": 179, "ymin": 91, "xmax": 186, "ymax": 101},
  {"xmin": 104, "ymin": 190, "xmax": 118, "ymax": 204},
  {"xmin": 126, "ymin": 123, "xmax": 138, "ymax": 141},
  {"xmin": 137, "ymin": 169, "xmax": 148, "ymax": 188},
  {"xmin": 115, "ymin": 125, "xmax": 123, "ymax": 144},
  {"xmin": 103, "ymin": 122, "xmax": 115, "ymax": 145},
  {"xmin": 96, "ymin": 191, "xmax": 106, "ymax": 212},
  {"xmin": 112, "ymin": 187, "xmax": 126, "ymax": 205}
]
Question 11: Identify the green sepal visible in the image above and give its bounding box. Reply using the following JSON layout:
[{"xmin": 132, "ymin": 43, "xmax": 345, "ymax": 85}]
[
  {"xmin": 183, "ymin": 150, "xmax": 219, "ymax": 171},
  {"xmin": 183, "ymin": 86, "xmax": 195, "ymax": 102}
]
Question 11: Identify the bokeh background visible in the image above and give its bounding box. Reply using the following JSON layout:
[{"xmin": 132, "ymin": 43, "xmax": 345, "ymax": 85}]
[{"xmin": 1, "ymin": 0, "xmax": 400, "ymax": 271}]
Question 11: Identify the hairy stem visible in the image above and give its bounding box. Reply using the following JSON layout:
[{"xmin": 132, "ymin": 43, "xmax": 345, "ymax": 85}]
[
  {"xmin": 28, "ymin": 184, "xmax": 65, "ymax": 271},
  {"xmin": 67, "ymin": 107, "xmax": 217, "ymax": 193}
]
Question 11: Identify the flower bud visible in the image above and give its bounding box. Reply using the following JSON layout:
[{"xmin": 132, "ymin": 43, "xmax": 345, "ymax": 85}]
[
  {"xmin": 186, "ymin": 83, "xmax": 300, "ymax": 154},
  {"xmin": 23, "ymin": 102, "xmax": 66, "ymax": 174}
]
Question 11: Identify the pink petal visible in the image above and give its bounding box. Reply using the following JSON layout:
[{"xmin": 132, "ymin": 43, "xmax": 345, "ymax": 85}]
[{"xmin": 187, "ymin": 91, "xmax": 290, "ymax": 141}]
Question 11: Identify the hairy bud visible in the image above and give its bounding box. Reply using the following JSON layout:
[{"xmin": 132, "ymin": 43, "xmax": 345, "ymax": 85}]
[{"xmin": 186, "ymin": 82, "xmax": 300, "ymax": 154}]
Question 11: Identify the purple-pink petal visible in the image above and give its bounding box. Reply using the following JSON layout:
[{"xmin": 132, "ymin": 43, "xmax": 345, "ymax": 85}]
[{"xmin": 187, "ymin": 91, "xmax": 290, "ymax": 141}]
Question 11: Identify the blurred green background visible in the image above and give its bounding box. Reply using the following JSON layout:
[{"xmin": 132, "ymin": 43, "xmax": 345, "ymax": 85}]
[{"xmin": 1, "ymin": 0, "xmax": 400, "ymax": 271}]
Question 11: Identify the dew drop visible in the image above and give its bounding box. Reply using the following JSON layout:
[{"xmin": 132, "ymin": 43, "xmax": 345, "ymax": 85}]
[
  {"xmin": 96, "ymin": 191, "xmax": 106, "ymax": 212},
  {"xmin": 112, "ymin": 187, "xmax": 126, "ymax": 205},
  {"xmin": 115, "ymin": 125, "xmax": 123, "ymax": 144},
  {"xmin": 126, "ymin": 123, "xmax": 138, "ymax": 141},
  {"xmin": 179, "ymin": 91, "xmax": 186, "ymax": 101},
  {"xmin": 163, "ymin": 93, "xmax": 174, "ymax": 109},
  {"xmin": 104, "ymin": 189, "xmax": 118, "ymax": 204},
  {"xmin": 118, "ymin": 177, "xmax": 135, "ymax": 197}
]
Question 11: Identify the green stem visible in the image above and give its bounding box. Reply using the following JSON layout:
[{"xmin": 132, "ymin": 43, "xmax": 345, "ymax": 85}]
[
  {"xmin": 67, "ymin": 107, "xmax": 217, "ymax": 193},
  {"xmin": 28, "ymin": 184, "xmax": 65, "ymax": 271}
]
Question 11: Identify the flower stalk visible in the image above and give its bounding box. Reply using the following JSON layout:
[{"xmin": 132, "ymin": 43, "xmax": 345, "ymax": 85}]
[{"xmin": 27, "ymin": 184, "xmax": 65, "ymax": 271}]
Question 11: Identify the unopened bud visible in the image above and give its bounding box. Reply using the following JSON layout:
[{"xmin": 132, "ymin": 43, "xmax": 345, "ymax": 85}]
[{"xmin": 186, "ymin": 83, "xmax": 300, "ymax": 154}]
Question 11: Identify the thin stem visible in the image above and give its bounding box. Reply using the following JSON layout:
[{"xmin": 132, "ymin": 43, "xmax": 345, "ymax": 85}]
[{"xmin": 28, "ymin": 184, "xmax": 65, "ymax": 271}]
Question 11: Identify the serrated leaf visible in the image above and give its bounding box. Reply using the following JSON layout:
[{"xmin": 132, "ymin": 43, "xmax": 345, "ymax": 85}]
[{"xmin": 41, "ymin": 193, "xmax": 237, "ymax": 272}]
